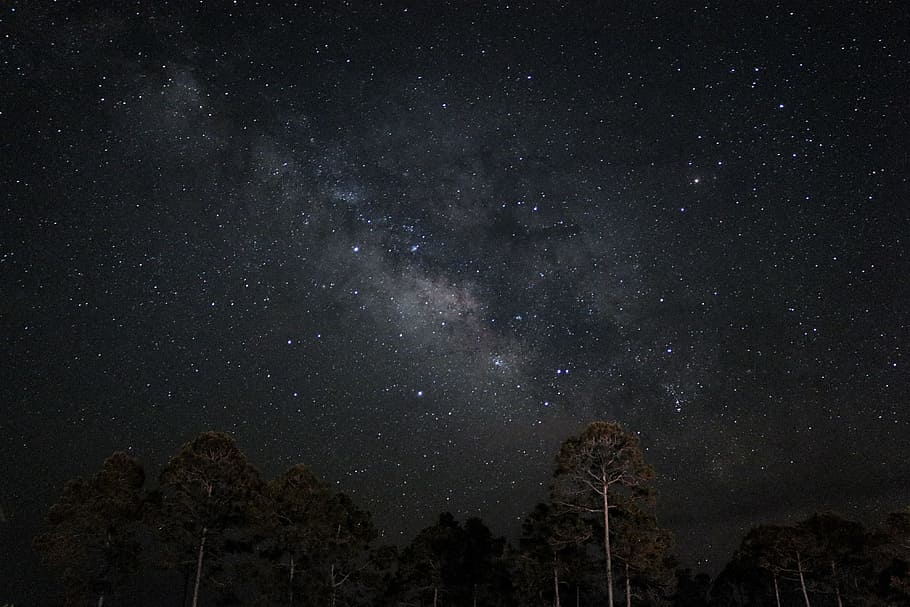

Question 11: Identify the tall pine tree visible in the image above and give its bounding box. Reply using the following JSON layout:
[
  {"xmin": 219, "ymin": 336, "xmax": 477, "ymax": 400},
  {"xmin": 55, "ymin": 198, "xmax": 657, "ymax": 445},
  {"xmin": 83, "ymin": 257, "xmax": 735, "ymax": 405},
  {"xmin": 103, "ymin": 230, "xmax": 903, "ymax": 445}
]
[
  {"xmin": 34, "ymin": 452, "xmax": 146, "ymax": 607},
  {"xmin": 156, "ymin": 431, "xmax": 261, "ymax": 607},
  {"xmin": 550, "ymin": 422, "xmax": 655, "ymax": 607}
]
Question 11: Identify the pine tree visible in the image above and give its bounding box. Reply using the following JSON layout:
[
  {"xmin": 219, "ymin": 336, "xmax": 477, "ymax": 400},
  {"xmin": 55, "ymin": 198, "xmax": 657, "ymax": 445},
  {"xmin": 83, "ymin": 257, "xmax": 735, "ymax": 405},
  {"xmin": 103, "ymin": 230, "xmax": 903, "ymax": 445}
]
[
  {"xmin": 320, "ymin": 491, "xmax": 378, "ymax": 607},
  {"xmin": 34, "ymin": 452, "xmax": 146, "ymax": 606},
  {"xmin": 156, "ymin": 431, "xmax": 262, "ymax": 607},
  {"xmin": 797, "ymin": 513, "xmax": 869, "ymax": 607},
  {"xmin": 611, "ymin": 496, "xmax": 673, "ymax": 607},
  {"xmin": 394, "ymin": 513, "xmax": 463, "ymax": 607},
  {"xmin": 550, "ymin": 421, "xmax": 655, "ymax": 607},
  {"xmin": 256, "ymin": 464, "xmax": 334, "ymax": 605},
  {"xmin": 514, "ymin": 502, "xmax": 592, "ymax": 607}
]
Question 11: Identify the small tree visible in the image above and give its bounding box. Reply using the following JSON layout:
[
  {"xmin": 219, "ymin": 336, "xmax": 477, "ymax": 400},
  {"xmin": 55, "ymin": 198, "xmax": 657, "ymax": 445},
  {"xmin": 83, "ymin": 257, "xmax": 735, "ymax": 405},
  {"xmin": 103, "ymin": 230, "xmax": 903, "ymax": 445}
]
[
  {"xmin": 514, "ymin": 502, "xmax": 591, "ymax": 607},
  {"xmin": 394, "ymin": 512, "xmax": 509, "ymax": 607},
  {"xmin": 709, "ymin": 557, "xmax": 767, "ymax": 607},
  {"xmin": 394, "ymin": 513, "xmax": 463, "ymax": 607},
  {"xmin": 320, "ymin": 491, "xmax": 378, "ymax": 607},
  {"xmin": 738, "ymin": 524, "xmax": 817, "ymax": 607},
  {"xmin": 611, "ymin": 496, "xmax": 673, "ymax": 607},
  {"xmin": 260, "ymin": 479, "xmax": 379, "ymax": 606},
  {"xmin": 34, "ymin": 452, "xmax": 146, "ymax": 607},
  {"xmin": 671, "ymin": 569, "xmax": 710, "ymax": 607},
  {"xmin": 550, "ymin": 421, "xmax": 655, "ymax": 607},
  {"xmin": 461, "ymin": 517, "xmax": 511, "ymax": 607},
  {"xmin": 737, "ymin": 525, "xmax": 789, "ymax": 607}
]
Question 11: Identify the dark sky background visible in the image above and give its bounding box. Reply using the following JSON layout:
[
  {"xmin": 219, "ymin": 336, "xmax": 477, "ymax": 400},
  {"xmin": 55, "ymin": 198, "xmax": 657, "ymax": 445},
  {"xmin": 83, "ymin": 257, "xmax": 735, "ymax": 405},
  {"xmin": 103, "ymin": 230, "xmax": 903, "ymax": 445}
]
[{"xmin": 2, "ymin": 2, "xmax": 908, "ymax": 601}]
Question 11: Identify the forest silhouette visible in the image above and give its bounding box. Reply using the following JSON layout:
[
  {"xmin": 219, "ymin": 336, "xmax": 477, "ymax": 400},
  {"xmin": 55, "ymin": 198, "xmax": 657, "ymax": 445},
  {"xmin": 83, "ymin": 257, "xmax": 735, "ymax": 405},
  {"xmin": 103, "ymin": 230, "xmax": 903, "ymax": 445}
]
[{"xmin": 32, "ymin": 423, "xmax": 910, "ymax": 606}]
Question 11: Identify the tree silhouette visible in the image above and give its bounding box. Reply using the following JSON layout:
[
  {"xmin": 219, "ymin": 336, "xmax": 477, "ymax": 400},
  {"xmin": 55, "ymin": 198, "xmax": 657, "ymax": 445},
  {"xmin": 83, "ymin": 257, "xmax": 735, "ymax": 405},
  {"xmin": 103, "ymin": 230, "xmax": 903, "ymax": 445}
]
[
  {"xmin": 870, "ymin": 507, "xmax": 910, "ymax": 603},
  {"xmin": 319, "ymin": 491, "xmax": 378, "ymax": 607},
  {"xmin": 256, "ymin": 464, "xmax": 334, "ymax": 605},
  {"xmin": 460, "ymin": 517, "xmax": 511, "ymax": 607},
  {"xmin": 737, "ymin": 523, "xmax": 825, "ymax": 607},
  {"xmin": 156, "ymin": 431, "xmax": 262, "ymax": 607},
  {"xmin": 392, "ymin": 512, "xmax": 510, "ymax": 607},
  {"xmin": 514, "ymin": 502, "xmax": 591, "ymax": 607},
  {"xmin": 32, "ymin": 427, "xmax": 905, "ymax": 607},
  {"xmin": 671, "ymin": 569, "xmax": 710, "ymax": 607},
  {"xmin": 34, "ymin": 452, "xmax": 146, "ymax": 607},
  {"xmin": 394, "ymin": 513, "xmax": 463, "ymax": 607},
  {"xmin": 550, "ymin": 421, "xmax": 655, "ymax": 607},
  {"xmin": 709, "ymin": 556, "xmax": 767, "ymax": 607},
  {"xmin": 610, "ymin": 496, "xmax": 673, "ymax": 606},
  {"xmin": 737, "ymin": 524, "xmax": 791, "ymax": 607},
  {"xmin": 797, "ymin": 513, "xmax": 868, "ymax": 607}
]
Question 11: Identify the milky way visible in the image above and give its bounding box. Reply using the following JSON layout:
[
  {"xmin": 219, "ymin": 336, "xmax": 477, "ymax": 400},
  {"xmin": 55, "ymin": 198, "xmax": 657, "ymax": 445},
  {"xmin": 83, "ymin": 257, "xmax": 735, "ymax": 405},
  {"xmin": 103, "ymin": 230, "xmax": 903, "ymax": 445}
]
[{"xmin": 2, "ymin": 3, "xmax": 908, "ymax": 600}]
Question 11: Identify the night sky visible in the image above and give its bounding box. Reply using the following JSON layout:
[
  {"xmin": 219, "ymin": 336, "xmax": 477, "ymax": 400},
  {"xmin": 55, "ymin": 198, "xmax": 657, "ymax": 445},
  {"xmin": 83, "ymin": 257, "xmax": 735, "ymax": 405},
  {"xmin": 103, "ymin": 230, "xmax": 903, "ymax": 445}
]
[{"xmin": 2, "ymin": 2, "xmax": 908, "ymax": 600}]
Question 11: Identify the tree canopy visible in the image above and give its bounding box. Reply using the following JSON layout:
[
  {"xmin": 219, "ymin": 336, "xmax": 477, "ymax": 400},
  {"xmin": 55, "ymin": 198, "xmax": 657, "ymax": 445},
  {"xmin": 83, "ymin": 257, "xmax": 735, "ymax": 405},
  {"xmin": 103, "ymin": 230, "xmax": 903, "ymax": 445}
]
[
  {"xmin": 551, "ymin": 421, "xmax": 658, "ymax": 607},
  {"xmin": 32, "ymin": 426, "xmax": 909, "ymax": 607}
]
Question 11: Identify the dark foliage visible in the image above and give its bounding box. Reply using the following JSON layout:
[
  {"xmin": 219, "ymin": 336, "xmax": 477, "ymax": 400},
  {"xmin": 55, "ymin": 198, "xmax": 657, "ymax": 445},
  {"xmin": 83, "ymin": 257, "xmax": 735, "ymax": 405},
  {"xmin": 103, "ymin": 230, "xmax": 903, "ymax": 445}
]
[
  {"xmin": 34, "ymin": 452, "xmax": 146, "ymax": 606},
  {"xmin": 32, "ymin": 428, "xmax": 910, "ymax": 607}
]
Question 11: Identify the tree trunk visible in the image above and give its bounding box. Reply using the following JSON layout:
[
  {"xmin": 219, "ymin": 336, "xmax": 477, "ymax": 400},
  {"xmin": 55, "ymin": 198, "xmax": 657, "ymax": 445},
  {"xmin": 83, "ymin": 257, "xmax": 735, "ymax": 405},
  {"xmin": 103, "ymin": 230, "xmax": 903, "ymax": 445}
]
[
  {"xmin": 831, "ymin": 560, "xmax": 842, "ymax": 607},
  {"xmin": 553, "ymin": 556, "xmax": 561, "ymax": 607},
  {"xmin": 796, "ymin": 551, "xmax": 811, "ymax": 607},
  {"xmin": 602, "ymin": 475, "xmax": 614, "ymax": 607},
  {"xmin": 191, "ymin": 526, "xmax": 207, "ymax": 607},
  {"xmin": 289, "ymin": 554, "xmax": 295, "ymax": 606},
  {"xmin": 433, "ymin": 585, "xmax": 438, "ymax": 607},
  {"xmin": 773, "ymin": 573, "xmax": 781, "ymax": 607},
  {"xmin": 625, "ymin": 562, "xmax": 631, "ymax": 607},
  {"xmin": 181, "ymin": 566, "xmax": 191, "ymax": 607},
  {"xmin": 99, "ymin": 531, "xmax": 110, "ymax": 607}
]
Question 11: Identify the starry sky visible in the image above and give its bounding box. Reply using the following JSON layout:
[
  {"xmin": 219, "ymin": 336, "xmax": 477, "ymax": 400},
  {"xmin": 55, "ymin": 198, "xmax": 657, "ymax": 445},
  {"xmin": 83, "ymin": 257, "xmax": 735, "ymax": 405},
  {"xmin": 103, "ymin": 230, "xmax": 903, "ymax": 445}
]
[{"xmin": 2, "ymin": 1, "xmax": 908, "ymax": 598}]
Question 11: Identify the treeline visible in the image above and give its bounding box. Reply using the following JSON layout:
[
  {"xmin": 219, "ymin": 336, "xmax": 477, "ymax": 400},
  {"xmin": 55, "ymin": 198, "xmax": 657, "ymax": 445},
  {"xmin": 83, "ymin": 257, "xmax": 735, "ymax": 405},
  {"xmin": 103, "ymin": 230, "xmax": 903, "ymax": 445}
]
[{"xmin": 33, "ymin": 422, "xmax": 909, "ymax": 607}]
